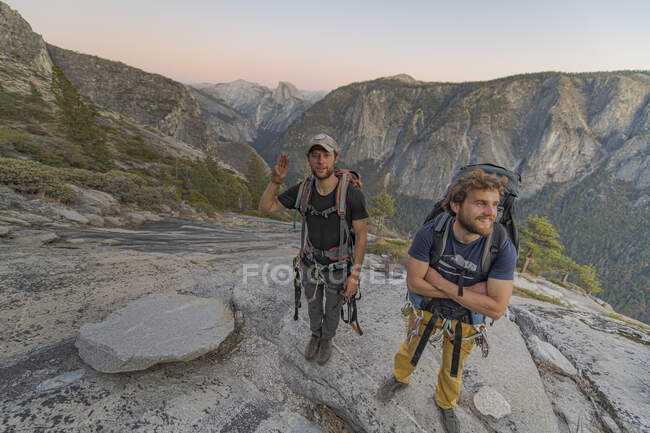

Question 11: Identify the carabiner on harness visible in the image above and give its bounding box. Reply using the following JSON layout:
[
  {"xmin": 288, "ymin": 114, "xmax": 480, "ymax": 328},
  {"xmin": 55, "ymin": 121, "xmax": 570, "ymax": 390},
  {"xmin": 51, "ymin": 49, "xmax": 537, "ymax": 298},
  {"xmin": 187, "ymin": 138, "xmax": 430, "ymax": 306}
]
[{"xmin": 341, "ymin": 290, "xmax": 363, "ymax": 335}]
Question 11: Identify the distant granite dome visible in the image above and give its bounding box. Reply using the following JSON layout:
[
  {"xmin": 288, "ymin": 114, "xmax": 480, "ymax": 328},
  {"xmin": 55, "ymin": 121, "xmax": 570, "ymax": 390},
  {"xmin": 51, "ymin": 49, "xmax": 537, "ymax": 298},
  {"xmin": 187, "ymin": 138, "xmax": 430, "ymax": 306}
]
[{"xmin": 190, "ymin": 79, "xmax": 325, "ymax": 157}]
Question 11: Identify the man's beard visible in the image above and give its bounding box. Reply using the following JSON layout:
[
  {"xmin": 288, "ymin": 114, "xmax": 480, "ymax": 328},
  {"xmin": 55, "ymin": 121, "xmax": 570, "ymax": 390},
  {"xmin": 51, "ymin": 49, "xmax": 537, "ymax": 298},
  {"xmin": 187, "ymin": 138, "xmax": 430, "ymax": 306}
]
[
  {"xmin": 456, "ymin": 208, "xmax": 494, "ymax": 237},
  {"xmin": 312, "ymin": 165, "xmax": 335, "ymax": 180}
]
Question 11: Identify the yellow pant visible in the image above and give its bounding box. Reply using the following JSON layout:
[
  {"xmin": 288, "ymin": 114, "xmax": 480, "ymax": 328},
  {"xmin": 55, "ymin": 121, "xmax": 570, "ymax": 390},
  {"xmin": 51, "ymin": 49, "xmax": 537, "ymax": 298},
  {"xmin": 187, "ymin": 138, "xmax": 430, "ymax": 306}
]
[{"xmin": 393, "ymin": 308, "xmax": 477, "ymax": 409}]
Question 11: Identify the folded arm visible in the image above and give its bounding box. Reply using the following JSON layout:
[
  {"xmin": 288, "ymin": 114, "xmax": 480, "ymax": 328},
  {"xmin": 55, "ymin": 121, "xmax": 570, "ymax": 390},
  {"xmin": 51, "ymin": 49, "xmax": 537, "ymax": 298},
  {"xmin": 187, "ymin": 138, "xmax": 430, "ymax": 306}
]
[
  {"xmin": 425, "ymin": 268, "xmax": 513, "ymax": 320},
  {"xmin": 406, "ymin": 256, "xmax": 449, "ymax": 298}
]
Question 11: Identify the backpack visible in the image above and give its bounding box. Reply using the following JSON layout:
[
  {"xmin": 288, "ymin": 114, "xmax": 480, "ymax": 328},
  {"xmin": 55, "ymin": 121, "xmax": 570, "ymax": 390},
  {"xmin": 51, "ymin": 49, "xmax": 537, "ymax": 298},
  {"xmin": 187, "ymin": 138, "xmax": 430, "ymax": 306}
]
[
  {"xmin": 294, "ymin": 169, "xmax": 362, "ymax": 264},
  {"xmin": 424, "ymin": 163, "xmax": 521, "ymax": 298},
  {"xmin": 291, "ymin": 169, "xmax": 364, "ymax": 335}
]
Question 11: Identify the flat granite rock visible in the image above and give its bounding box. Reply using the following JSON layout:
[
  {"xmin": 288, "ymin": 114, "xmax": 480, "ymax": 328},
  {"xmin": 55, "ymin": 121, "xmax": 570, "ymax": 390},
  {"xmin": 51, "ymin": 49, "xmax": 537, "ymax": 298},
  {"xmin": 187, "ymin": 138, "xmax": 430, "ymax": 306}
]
[{"xmin": 76, "ymin": 293, "xmax": 234, "ymax": 373}]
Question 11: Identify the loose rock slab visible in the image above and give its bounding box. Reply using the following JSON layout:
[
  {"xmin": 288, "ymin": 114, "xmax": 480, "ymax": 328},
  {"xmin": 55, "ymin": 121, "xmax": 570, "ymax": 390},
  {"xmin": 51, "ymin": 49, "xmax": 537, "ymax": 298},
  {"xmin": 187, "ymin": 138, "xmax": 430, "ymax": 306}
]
[
  {"xmin": 527, "ymin": 335, "xmax": 578, "ymax": 377},
  {"xmin": 76, "ymin": 293, "xmax": 234, "ymax": 373},
  {"xmin": 473, "ymin": 386, "xmax": 511, "ymax": 419}
]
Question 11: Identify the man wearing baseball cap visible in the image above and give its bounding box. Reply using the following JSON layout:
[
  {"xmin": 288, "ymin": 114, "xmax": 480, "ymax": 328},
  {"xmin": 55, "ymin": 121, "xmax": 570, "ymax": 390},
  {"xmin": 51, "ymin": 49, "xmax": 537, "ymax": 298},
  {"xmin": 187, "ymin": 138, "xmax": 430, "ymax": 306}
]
[{"xmin": 259, "ymin": 133, "xmax": 368, "ymax": 365}]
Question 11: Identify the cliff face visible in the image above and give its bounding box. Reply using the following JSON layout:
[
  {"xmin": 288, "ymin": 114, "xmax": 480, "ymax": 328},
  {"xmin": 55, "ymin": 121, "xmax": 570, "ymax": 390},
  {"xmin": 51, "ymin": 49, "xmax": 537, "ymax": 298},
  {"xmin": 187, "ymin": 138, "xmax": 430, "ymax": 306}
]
[
  {"xmin": 192, "ymin": 80, "xmax": 322, "ymax": 158},
  {"xmin": 276, "ymin": 73, "xmax": 649, "ymax": 200},
  {"xmin": 274, "ymin": 72, "xmax": 650, "ymax": 323},
  {"xmin": 0, "ymin": 2, "xmax": 51, "ymax": 77},
  {"xmin": 46, "ymin": 44, "xmax": 212, "ymax": 150},
  {"xmin": 189, "ymin": 87, "xmax": 255, "ymax": 144}
]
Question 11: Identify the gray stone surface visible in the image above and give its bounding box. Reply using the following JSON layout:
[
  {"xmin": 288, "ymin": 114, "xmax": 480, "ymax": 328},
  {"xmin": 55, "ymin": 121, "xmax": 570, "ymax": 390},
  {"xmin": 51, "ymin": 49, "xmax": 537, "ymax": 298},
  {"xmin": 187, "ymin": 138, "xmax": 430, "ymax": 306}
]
[
  {"xmin": 0, "ymin": 215, "xmax": 30, "ymax": 226},
  {"xmin": 85, "ymin": 214, "xmax": 105, "ymax": 227},
  {"xmin": 461, "ymin": 315, "xmax": 560, "ymax": 433},
  {"xmin": 10, "ymin": 229, "xmax": 58, "ymax": 245},
  {"xmin": 527, "ymin": 335, "xmax": 578, "ymax": 377},
  {"xmin": 540, "ymin": 373, "xmax": 602, "ymax": 433},
  {"xmin": 36, "ymin": 369, "xmax": 85, "ymax": 392},
  {"xmin": 104, "ymin": 216, "xmax": 124, "ymax": 226},
  {"xmin": 234, "ymin": 258, "xmax": 556, "ymax": 433},
  {"xmin": 2, "ymin": 210, "xmax": 51, "ymax": 225},
  {"xmin": 3, "ymin": 215, "xmax": 646, "ymax": 433},
  {"xmin": 473, "ymin": 386, "xmax": 511, "ymax": 419},
  {"xmin": 512, "ymin": 304, "xmax": 650, "ymax": 433},
  {"xmin": 0, "ymin": 226, "xmax": 8, "ymax": 236},
  {"xmin": 76, "ymin": 294, "xmax": 234, "ymax": 373},
  {"xmin": 55, "ymin": 208, "xmax": 90, "ymax": 224},
  {"xmin": 68, "ymin": 185, "xmax": 117, "ymax": 213},
  {"xmin": 128, "ymin": 212, "xmax": 146, "ymax": 226}
]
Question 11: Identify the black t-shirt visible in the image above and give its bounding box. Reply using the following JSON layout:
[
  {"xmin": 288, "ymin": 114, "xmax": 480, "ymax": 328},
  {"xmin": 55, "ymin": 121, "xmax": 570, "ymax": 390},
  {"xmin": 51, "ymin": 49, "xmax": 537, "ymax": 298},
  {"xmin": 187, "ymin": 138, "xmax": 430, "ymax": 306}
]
[{"xmin": 278, "ymin": 180, "xmax": 368, "ymax": 251}]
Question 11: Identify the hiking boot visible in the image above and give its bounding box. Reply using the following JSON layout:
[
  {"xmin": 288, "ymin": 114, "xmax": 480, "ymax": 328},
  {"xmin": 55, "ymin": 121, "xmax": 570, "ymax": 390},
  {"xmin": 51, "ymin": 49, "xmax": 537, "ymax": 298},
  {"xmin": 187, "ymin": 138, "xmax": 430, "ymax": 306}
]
[
  {"xmin": 316, "ymin": 338, "xmax": 332, "ymax": 365},
  {"xmin": 376, "ymin": 375, "xmax": 408, "ymax": 402},
  {"xmin": 438, "ymin": 406, "xmax": 459, "ymax": 433},
  {"xmin": 305, "ymin": 335, "xmax": 320, "ymax": 361}
]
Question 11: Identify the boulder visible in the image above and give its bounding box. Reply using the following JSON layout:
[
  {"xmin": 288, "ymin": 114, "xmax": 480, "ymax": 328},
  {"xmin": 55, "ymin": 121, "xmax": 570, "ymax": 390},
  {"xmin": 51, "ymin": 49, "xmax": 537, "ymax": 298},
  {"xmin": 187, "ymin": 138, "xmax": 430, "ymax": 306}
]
[
  {"xmin": 85, "ymin": 214, "xmax": 105, "ymax": 227},
  {"xmin": 76, "ymin": 293, "xmax": 234, "ymax": 373},
  {"xmin": 104, "ymin": 216, "xmax": 124, "ymax": 226},
  {"xmin": 473, "ymin": 386, "xmax": 511, "ymax": 419},
  {"xmin": 141, "ymin": 211, "xmax": 163, "ymax": 222},
  {"xmin": 69, "ymin": 185, "xmax": 117, "ymax": 213},
  {"xmin": 9, "ymin": 229, "xmax": 58, "ymax": 245},
  {"xmin": 128, "ymin": 213, "xmax": 146, "ymax": 226},
  {"xmin": 55, "ymin": 208, "xmax": 90, "ymax": 224},
  {"xmin": 527, "ymin": 335, "xmax": 578, "ymax": 377}
]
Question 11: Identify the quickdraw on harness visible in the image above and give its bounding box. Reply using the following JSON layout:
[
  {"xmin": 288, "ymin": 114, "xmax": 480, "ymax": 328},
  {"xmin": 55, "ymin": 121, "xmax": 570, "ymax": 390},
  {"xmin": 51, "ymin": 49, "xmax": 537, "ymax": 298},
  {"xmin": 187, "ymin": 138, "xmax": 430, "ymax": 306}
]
[
  {"xmin": 292, "ymin": 256, "xmax": 302, "ymax": 320},
  {"xmin": 291, "ymin": 169, "xmax": 364, "ymax": 335}
]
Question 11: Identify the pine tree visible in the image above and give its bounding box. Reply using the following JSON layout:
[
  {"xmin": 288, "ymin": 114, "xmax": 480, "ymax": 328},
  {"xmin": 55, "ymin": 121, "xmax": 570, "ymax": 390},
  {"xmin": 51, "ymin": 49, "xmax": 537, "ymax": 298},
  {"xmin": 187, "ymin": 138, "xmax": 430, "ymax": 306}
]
[
  {"xmin": 369, "ymin": 190, "xmax": 395, "ymax": 228},
  {"xmin": 519, "ymin": 215, "xmax": 564, "ymax": 274},
  {"xmin": 576, "ymin": 264, "xmax": 602, "ymax": 294}
]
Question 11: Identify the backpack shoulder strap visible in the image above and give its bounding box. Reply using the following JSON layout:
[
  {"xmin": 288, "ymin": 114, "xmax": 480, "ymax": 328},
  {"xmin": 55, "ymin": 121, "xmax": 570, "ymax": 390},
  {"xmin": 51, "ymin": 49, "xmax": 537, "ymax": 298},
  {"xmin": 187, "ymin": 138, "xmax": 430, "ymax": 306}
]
[
  {"xmin": 295, "ymin": 176, "xmax": 314, "ymax": 215},
  {"xmin": 480, "ymin": 224, "xmax": 507, "ymax": 276},
  {"xmin": 429, "ymin": 213, "xmax": 452, "ymax": 265},
  {"xmin": 295, "ymin": 176, "xmax": 314, "ymax": 256}
]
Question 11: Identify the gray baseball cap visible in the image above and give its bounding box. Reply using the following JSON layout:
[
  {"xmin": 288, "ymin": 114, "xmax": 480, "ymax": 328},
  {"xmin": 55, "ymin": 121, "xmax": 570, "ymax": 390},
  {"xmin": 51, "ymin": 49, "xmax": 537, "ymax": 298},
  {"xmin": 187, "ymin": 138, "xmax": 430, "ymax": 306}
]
[{"xmin": 307, "ymin": 133, "xmax": 339, "ymax": 154}]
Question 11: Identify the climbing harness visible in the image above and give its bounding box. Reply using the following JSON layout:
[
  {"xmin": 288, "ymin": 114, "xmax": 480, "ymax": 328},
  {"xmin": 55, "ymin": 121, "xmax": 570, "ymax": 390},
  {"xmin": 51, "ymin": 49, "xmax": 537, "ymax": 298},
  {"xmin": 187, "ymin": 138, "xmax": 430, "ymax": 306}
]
[{"xmin": 291, "ymin": 169, "xmax": 364, "ymax": 335}]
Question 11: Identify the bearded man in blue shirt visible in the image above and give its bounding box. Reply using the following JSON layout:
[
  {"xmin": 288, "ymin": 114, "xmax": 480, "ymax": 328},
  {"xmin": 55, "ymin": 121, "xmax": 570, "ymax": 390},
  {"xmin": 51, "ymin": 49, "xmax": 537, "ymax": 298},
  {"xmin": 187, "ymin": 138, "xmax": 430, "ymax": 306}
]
[{"xmin": 378, "ymin": 169, "xmax": 517, "ymax": 433}]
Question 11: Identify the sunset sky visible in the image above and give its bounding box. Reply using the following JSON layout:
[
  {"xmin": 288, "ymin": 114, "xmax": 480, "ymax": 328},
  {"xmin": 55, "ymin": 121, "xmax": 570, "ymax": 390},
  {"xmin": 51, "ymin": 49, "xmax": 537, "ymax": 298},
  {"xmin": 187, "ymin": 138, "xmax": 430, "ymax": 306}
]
[{"xmin": 9, "ymin": 0, "xmax": 650, "ymax": 91}]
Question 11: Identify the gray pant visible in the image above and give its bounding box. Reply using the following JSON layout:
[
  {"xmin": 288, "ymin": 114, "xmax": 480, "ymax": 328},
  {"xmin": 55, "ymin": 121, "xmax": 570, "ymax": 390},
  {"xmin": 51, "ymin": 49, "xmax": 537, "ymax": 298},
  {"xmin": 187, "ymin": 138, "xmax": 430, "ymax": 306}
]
[{"xmin": 301, "ymin": 261, "xmax": 347, "ymax": 340}]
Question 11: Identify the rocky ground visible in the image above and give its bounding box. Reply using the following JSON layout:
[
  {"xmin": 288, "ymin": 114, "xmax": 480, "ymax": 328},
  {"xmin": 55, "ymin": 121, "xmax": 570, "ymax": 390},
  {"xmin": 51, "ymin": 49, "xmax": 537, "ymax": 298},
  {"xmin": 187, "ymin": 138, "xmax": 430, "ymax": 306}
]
[{"xmin": 1, "ymin": 189, "xmax": 649, "ymax": 432}]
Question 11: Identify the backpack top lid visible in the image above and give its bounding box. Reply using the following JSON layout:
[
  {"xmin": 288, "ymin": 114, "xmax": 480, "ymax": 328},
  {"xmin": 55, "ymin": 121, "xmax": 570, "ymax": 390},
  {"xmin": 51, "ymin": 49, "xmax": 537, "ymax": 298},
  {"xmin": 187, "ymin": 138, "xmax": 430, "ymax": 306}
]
[{"xmin": 454, "ymin": 163, "xmax": 521, "ymax": 201}]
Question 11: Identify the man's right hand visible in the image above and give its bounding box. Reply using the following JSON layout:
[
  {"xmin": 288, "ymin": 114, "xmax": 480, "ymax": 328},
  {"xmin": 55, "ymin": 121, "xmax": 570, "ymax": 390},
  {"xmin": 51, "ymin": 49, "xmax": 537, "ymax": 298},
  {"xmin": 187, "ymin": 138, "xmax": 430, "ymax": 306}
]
[{"xmin": 270, "ymin": 154, "xmax": 289, "ymax": 185}]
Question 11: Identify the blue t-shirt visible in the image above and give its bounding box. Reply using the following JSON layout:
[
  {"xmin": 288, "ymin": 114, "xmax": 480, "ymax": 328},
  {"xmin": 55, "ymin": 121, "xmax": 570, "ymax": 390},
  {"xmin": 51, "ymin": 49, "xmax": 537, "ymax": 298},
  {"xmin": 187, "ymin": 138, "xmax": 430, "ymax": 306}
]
[{"xmin": 407, "ymin": 218, "xmax": 517, "ymax": 318}]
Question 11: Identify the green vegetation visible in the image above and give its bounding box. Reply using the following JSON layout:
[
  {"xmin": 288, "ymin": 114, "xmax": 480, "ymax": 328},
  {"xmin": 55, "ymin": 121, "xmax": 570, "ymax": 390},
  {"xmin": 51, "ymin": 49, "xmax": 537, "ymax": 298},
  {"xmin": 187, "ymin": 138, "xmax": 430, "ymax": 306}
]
[
  {"xmin": 367, "ymin": 238, "xmax": 409, "ymax": 260},
  {"xmin": 519, "ymin": 170, "xmax": 648, "ymax": 324},
  {"xmin": 51, "ymin": 64, "xmax": 111, "ymax": 170},
  {"xmin": 519, "ymin": 215, "xmax": 602, "ymax": 294},
  {"xmin": 601, "ymin": 313, "xmax": 650, "ymax": 332},
  {"xmin": 246, "ymin": 153, "xmax": 268, "ymax": 209},
  {"xmin": 369, "ymin": 190, "xmax": 395, "ymax": 229},
  {"xmin": 0, "ymin": 158, "xmax": 165, "ymax": 206},
  {"xmin": 513, "ymin": 286, "xmax": 568, "ymax": 307},
  {"xmin": 0, "ymin": 81, "xmax": 53, "ymax": 123},
  {"xmin": 519, "ymin": 215, "xmax": 564, "ymax": 274}
]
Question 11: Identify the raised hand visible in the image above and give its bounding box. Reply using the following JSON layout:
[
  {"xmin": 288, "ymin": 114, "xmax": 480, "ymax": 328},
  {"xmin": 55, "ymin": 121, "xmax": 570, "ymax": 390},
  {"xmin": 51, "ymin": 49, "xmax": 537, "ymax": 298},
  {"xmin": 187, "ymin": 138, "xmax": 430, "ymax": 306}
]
[{"xmin": 270, "ymin": 154, "xmax": 289, "ymax": 185}]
